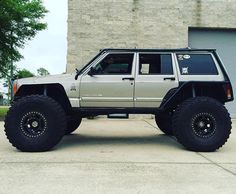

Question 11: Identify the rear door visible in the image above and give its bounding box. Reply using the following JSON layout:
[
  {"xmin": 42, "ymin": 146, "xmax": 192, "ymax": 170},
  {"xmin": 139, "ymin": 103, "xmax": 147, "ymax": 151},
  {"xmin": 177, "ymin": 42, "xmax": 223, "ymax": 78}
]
[
  {"xmin": 79, "ymin": 52, "xmax": 136, "ymax": 107},
  {"xmin": 134, "ymin": 53, "xmax": 179, "ymax": 107}
]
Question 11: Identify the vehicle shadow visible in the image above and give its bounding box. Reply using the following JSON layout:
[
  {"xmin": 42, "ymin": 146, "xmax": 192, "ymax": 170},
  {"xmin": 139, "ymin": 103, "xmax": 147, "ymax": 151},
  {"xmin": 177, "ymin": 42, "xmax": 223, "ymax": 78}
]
[{"xmin": 56, "ymin": 133, "xmax": 184, "ymax": 150}]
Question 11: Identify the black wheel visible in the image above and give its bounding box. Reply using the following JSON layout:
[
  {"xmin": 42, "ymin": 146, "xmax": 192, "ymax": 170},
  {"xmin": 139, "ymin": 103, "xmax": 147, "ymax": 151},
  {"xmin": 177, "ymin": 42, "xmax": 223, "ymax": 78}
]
[
  {"xmin": 4, "ymin": 95, "xmax": 66, "ymax": 152},
  {"xmin": 155, "ymin": 112, "xmax": 173, "ymax": 135},
  {"xmin": 65, "ymin": 117, "xmax": 82, "ymax": 135},
  {"xmin": 173, "ymin": 97, "xmax": 231, "ymax": 152}
]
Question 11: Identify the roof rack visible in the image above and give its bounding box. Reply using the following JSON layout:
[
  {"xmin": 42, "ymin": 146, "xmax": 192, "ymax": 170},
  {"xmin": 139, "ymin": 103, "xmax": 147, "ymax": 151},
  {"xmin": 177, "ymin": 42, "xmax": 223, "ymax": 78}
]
[{"xmin": 100, "ymin": 48, "xmax": 216, "ymax": 52}]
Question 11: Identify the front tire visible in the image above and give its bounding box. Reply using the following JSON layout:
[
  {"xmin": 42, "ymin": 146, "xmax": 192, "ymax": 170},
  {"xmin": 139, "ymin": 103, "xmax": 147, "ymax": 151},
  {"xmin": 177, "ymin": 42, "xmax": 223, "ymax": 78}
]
[
  {"xmin": 4, "ymin": 95, "xmax": 66, "ymax": 152},
  {"xmin": 173, "ymin": 97, "xmax": 231, "ymax": 152},
  {"xmin": 65, "ymin": 117, "xmax": 82, "ymax": 135}
]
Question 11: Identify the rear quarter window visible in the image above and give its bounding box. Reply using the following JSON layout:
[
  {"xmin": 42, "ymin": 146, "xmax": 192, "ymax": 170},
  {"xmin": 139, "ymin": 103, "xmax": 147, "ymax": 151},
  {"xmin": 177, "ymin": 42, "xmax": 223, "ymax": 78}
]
[{"xmin": 177, "ymin": 54, "xmax": 218, "ymax": 75}]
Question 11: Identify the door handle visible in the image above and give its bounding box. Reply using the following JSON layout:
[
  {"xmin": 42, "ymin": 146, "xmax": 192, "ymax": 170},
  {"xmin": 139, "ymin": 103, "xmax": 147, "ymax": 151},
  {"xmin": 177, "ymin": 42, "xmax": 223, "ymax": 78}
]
[
  {"xmin": 164, "ymin": 77, "xmax": 175, "ymax": 81},
  {"xmin": 122, "ymin": 77, "xmax": 135, "ymax": 81}
]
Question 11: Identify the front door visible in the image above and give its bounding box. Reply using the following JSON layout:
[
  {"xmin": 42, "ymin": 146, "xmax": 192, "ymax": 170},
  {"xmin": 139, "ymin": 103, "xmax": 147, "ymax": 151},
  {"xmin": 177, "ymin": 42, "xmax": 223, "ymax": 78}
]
[
  {"xmin": 80, "ymin": 53, "xmax": 136, "ymax": 107},
  {"xmin": 134, "ymin": 53, "xmax": 179, "ymax": 107}
]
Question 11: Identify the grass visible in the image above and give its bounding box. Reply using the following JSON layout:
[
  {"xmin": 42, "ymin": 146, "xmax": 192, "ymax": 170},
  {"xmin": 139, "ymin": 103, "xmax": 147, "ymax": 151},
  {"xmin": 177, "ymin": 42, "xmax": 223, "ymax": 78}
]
[{"xmin": 0, "ymin": 107, "xmax": 9, "ymax": 121}]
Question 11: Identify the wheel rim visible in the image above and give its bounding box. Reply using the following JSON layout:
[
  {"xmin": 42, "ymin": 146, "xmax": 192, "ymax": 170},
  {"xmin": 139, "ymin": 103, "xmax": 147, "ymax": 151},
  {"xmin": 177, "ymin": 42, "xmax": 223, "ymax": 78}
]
[
  {"xmin": 192, "ymin": 113, "xmax": 216, "ymax": 138},
  {"xmin": 20, "ymin": 112, "xmax": 47, "ymax": 138}
]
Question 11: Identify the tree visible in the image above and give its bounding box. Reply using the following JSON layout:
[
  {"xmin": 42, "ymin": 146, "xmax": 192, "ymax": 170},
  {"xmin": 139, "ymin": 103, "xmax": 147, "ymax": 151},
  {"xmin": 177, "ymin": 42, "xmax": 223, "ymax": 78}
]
[
  {"xmin": 3, "ymin": 68, "xmax": 34, "ymax": 87},
  {"xmin": 2, "ymin": 68, "xmax": 34, "ymax": 104},
  {"xmin": 37, "ymin": 67, "xmax": 50, "ymax": 76},
  {"xmin": 0, "ymin": 0, "xmax": 48, "ymax": 99},
  {"xmin": 14, "ymin": 69, "xmax": 35, "ymax": 79}
]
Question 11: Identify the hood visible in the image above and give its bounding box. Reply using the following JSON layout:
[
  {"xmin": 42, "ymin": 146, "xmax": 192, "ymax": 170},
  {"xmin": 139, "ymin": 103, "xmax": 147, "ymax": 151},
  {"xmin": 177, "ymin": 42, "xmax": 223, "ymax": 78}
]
[{"xmin": 17, "ymin": 73, "xmax": 76, "ymax": 86}]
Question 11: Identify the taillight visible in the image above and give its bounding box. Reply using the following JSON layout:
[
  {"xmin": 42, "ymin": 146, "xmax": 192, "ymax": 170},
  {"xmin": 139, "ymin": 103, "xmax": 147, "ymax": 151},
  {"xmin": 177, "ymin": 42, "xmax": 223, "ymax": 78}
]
[{"xmin": 226, "ymin": 84, "xmax": 232, "ymax": 99}]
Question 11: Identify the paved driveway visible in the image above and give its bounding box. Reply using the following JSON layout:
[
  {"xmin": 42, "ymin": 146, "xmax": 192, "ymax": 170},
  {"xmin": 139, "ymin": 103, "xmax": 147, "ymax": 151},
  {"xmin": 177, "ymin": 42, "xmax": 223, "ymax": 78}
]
[{"xmin": 0, "ymin": 118, "xmax": 235, "ymax": 194}]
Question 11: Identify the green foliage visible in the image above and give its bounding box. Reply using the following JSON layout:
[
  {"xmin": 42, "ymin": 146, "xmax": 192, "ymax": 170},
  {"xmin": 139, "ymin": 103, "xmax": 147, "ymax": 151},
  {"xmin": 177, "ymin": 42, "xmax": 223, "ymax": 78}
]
[
  {"xmin": 0, "ymin": 107, "xmax": 9, "ymax": 120},
  {"xmin": 3, "ymin": 68, "xmax": 34, "ymax": 92},
  {"xmin": 37, "ymin": 67, "xmax": 50, "ymax": 76},
  {"xmin": 14, "ymin": 68, "xmax": 35, "ymax": 79},
  {"xmin": 0, "ymin": 0, "xmax": 48, "ymax": 79}
]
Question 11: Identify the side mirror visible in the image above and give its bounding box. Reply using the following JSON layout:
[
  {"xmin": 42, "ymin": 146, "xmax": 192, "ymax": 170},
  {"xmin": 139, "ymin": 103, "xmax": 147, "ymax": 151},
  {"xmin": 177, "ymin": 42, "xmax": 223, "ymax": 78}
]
[{"xmin": 88, "ymin": 67, "xmax": 96, "ymax": 76}]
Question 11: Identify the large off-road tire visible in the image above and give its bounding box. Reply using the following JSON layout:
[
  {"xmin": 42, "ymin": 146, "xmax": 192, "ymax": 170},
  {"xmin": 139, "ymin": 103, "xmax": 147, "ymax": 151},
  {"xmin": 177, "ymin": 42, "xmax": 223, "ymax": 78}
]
[
  {"xmin": 4, "ymin": 95, "xmax": 66, "ymax": 152},
  {"xmin": 173, "ymin": 97, "xmax": 231, "ymax": 152},
  {"xmin": 155, "ymin": 112, "xmax": 173, "ymax": 136},
  {"xmin": 65, "ymin": 117, "xmax": 82, "ymax": 135}
]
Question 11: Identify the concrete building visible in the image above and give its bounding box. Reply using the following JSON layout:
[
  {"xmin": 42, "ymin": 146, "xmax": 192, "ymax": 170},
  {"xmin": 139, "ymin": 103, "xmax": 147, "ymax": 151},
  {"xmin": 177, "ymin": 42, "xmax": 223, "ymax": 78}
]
[{"xmin": 67, "ymin": 0, "xmax": 236, "ymax": 117}]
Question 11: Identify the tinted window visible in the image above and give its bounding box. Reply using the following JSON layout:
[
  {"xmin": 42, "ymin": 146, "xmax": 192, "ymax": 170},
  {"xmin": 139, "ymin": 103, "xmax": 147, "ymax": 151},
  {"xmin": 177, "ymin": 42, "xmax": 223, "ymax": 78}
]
[
  {"xmin": 139, "ymin": 54, "xmax": 173, "ymax": 75},
  {"xmin": 177, "ymin": 54, "xmax": 218, "ymax": 75},
  {"xmin": 94, "ymin": 54, "xmax": 134, "ymax": 75}
]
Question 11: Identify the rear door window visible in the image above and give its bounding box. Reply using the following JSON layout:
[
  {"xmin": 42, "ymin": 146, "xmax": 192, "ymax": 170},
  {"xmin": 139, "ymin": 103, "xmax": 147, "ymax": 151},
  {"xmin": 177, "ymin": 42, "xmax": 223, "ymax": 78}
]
[
  {"xmin": 139, "ymin": 54, "xmax": 173, "ymax": 75},
  {"xmin": 177, "ymin": 54, "xmax": 218, "ymax": 75}
]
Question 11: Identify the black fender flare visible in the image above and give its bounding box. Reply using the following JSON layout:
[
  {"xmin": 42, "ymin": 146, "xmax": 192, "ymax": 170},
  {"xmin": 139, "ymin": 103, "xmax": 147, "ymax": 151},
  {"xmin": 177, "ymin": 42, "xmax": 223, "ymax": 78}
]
[{"xmin": 160, "ymin": 81, "xmax": 233, "ymax": 111}]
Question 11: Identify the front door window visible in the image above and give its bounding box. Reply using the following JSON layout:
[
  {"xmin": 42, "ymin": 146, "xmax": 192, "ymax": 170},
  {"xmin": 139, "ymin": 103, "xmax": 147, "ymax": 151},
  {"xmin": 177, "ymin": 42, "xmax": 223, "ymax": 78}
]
[{"xmin": 93, "ymin": 53, "xmax": 134, "ymax": 75}]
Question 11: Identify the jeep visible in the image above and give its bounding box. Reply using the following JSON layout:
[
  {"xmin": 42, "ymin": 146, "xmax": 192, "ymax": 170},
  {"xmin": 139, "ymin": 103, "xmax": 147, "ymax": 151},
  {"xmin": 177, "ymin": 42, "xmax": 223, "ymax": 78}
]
[{"xmin": 4, "ymin": 48, "xmax": 234, "ymax": 152}]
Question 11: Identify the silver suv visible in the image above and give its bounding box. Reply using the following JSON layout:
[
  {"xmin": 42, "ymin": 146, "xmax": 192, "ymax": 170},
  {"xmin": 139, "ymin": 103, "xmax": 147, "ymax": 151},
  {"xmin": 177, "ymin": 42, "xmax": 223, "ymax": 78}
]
[{"xmin": 5, "ymin": 48, "xmax": 234, "ymax": 152}]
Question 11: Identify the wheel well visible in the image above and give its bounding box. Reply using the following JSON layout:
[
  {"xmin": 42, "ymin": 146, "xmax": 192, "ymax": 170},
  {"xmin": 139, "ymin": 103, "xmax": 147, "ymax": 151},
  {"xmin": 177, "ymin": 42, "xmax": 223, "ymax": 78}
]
[
  {"xmin": 15, "ymin": 84, "xmax": 72, "ymax": 113},
  {"xmin": 161, "ymin": 82, "xmax": 229, "ymax": 111},
  {"xmin": 181, "ymin": 83, "xmax": 227, "ymax": 102}
]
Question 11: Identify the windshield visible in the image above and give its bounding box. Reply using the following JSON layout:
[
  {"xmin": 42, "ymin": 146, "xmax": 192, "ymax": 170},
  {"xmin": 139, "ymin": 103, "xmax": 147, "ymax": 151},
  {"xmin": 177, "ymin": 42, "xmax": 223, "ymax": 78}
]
[{"xmin": 76, "ymin": 50, "xmax": 105, "ymax": 76}]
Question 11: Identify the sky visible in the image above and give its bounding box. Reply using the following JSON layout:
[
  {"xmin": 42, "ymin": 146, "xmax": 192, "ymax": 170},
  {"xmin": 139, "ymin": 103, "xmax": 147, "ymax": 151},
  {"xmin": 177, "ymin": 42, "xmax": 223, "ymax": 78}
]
[
  {"xmin": 0, "ymin": 81, "xmax": 6, "ymax": 94},
  {"xmin": 0, "ymin": 0, "xmax": 68, "ymax": 92},
  {"xmin": 1, "ymin": 0, "xmax": 68, "ymax": 94},
  {"xmin": 17, "ymin": 0, "xmax": 68, "ymax": 75}
]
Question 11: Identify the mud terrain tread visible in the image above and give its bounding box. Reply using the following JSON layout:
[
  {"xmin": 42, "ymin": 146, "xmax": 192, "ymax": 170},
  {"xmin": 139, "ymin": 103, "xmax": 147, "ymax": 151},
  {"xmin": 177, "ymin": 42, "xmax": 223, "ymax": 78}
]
[
  {"xmin": 65, "ymin": 117, "xmax": 82, "ymax": 135},
  {"xmin": 4, "ymin": 95, "xmax": 66, "ymax": 152},
  {"xmin": 155, "ymin": 113, "xmax": 173, "ymax": 136},
  {"xmin": 173, "ymin": 97, "xmax": 231, "ymax": 152}
]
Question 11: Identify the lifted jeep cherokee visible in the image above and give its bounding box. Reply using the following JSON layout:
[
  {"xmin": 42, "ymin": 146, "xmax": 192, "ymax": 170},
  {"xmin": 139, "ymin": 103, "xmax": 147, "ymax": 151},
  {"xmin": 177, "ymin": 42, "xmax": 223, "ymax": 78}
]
[{"xmin": 5, "ymin": 48, "xmax": 234, "ymax": 152}]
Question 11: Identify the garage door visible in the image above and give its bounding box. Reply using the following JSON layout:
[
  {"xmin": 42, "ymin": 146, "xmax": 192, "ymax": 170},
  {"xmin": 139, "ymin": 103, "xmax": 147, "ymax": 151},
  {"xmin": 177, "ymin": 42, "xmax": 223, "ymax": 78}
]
[{"xmin": 189, "ymin": 28, "xmax": 236, "ymax": 118}]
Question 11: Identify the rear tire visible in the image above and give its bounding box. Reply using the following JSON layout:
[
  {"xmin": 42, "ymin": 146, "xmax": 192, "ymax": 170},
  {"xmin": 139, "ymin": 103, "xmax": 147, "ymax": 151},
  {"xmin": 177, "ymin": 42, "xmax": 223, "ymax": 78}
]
[
  {"xmin": 65, "ymin": 117, "xmax": 82, "ymax": 135},
  {"xmin": 4, "ymin": 95, "xmax": 66, "ymax": 152},
  {"xmin": 155, "ymin": 112, "xmax": 173, "ymax": 136},
  {"xmin": 173, "ymin": 97, "xmax": 231, "ymax": 152}
]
